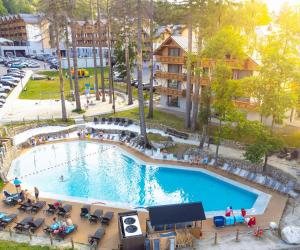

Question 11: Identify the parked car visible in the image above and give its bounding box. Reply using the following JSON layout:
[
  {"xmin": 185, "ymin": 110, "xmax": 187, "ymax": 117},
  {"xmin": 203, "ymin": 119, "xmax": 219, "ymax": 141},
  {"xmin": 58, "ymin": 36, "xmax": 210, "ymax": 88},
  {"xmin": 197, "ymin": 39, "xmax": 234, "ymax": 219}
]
[
  {"xmin": 0, "ymin": 76, "xmax": 19, "ymax": 83},
  {"xmin": 0, "ymin": 85, "xmax": 11, "ymax": 93},
  {"xmin": 50, "ymin": 63, "xmax": 58, "ymax": 70},
  {"xmin": 0, "ymin": 80, "xmax": 18, "ymax": 87},
  {"xmin": 0, "ymin": 93, "xmax": 7, "ymax": 98},
  {"xmin": 27, "ymin": 63, "xmax": 40, "ymax": 68},
  {"xmin": 0, "ymin": 98, "xmax": 6, "ymax": 104},
  {"xmin": 7, "ymin": 68, "xmax": 25, "ymax": 74}
]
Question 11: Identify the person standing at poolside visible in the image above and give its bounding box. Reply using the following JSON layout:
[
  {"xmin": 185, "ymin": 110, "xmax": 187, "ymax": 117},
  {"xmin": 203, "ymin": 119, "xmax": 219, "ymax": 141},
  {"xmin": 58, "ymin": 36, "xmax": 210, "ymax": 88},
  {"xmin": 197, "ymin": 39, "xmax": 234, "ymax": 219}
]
[
  {"xmin": 34, "ymin": 187, "xmax": 39, "ymax": 201},
  {"xmin": 13, "ymin": 177, "xmax": 21, "ymax": 192}
]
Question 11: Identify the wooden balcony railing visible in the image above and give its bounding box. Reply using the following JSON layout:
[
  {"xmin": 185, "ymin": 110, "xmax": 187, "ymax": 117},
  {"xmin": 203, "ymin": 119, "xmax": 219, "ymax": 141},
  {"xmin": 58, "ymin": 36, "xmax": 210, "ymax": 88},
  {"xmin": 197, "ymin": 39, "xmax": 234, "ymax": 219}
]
[
  {"xmin": 155, "ymin": 86, "xmax": 186, "ymax": 97},
  {"xmin": 200, "ymin": 58, "xmax": 258, "ymax": 71},
  {"xmin": 155, "ymin": 71, "xmax": 186, "ymax": 81},
  {"xmin": 233, "ymin": 100, "xmax": 258, "ymax": 110},
  {"xmin": 155, "ymin": 56, "xmax": 185, "ymax": 64}
]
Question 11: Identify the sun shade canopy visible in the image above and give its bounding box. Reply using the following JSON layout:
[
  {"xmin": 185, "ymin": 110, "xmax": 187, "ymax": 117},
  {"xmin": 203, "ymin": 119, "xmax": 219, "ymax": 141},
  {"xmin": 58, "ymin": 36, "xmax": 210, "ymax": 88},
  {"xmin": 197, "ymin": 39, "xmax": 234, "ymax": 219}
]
[{"xmin": 148, "ymin": 202, "xmax": 206, "ymax": 226}]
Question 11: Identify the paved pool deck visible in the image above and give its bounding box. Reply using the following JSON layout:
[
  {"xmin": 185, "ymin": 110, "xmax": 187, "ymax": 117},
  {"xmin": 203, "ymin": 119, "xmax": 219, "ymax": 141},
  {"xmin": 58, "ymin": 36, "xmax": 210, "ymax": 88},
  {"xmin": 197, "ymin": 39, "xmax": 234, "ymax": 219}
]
[{"xmin": 1, "ymin": 139, "xmax": 288, "ymax": 249}]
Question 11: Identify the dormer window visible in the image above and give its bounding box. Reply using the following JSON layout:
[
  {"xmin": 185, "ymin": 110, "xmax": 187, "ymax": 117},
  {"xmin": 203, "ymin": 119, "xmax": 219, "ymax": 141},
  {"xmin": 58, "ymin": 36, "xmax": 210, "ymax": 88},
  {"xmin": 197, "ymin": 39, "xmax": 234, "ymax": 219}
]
[{"xmin": 168, "ymin": 48, "xmax": 180, "ymax": 57}]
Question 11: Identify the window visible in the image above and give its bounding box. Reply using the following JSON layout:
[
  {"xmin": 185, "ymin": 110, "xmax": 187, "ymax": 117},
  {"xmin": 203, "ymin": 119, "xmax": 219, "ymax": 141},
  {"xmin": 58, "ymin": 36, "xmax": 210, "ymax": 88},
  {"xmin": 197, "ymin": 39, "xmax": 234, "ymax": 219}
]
[
  {"xmin": 168, "ymin": 48, "xmax": 180, "ymax": 57},
  {"xmin": 167, "ymin": 80, "xmax": 181, "ymax": 89},
  {"xmin": 168, "ymin": 64, "xmax": 181, "ymax": 73},
  {"xmin": 167, "ymin": 95, "xmax": 179, "ymax": 107}
]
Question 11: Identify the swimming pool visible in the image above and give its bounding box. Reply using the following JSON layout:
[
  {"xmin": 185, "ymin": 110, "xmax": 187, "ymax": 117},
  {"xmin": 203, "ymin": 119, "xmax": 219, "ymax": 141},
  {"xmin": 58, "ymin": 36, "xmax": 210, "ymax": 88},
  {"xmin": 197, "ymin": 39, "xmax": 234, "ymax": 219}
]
[{"xmin": 8, "ymin": 141, "xmax": 270, "ymax": 214}]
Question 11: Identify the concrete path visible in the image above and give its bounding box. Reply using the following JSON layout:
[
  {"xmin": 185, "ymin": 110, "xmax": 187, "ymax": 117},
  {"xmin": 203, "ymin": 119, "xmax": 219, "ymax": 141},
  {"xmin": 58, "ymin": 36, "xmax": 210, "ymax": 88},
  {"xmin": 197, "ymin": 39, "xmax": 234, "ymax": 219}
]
[{"xmin": 0, "ymin": 70, "xmax": 136, "ymax": 124}]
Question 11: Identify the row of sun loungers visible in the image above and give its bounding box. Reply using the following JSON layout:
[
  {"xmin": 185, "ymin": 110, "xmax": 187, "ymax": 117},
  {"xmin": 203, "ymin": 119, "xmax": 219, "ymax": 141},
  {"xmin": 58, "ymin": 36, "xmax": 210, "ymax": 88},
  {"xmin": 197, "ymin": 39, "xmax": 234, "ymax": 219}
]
[
  {"xmin": 219, "ymin": 162, "xmax": 296, "ymax": 196},
  {"xmin": 44, "ymin": 204, "xmax": 72, "ymax": 218},
  {"xmin": 80, "ymin": 205, "xmax": 114, "ymax": 225},
  {"xmin": 93, "ymin": 117, "xmax": 134, "ymax": 127}
]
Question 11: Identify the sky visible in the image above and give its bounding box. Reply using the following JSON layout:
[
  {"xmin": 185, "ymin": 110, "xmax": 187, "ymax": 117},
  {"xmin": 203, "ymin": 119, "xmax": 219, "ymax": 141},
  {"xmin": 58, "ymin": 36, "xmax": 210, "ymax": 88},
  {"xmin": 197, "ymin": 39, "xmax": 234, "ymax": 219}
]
[{"xmin": 264, "ymin": 0, "xmax": 300, "ymax": 13}]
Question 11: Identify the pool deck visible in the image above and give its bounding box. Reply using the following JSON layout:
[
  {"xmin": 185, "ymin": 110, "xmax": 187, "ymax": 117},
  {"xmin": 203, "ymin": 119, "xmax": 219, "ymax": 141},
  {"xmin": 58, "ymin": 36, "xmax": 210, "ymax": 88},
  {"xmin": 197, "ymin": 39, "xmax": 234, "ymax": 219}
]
[{"xmin": 1, "ymin": 139, "xmax": 289, "ymax": 249}]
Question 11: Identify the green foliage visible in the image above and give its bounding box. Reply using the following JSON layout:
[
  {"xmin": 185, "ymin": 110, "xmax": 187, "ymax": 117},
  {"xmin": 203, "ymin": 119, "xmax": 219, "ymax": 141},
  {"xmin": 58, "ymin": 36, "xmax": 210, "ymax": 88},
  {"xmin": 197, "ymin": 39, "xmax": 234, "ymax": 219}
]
[
  {"xmin": 114, "ymin": 37, "xmax": 136, "ymax": 79},
  {"xmin": 202, "ymin": 26, "xmax": 246, "ymax": 60},
  {"xmin": 2, "ymin": 0, "xmax": 37, "ymax": 14},
  {"xmin": 243, "ymin": 122, "xmax": 284, "ymax": 169},
  {"xmin": 0, "ymin": 240, "xmax": 73, "ymax": 249},
  {"xmin": 0, "ymin": 0, "xmax": 7, "ymax": 15}
]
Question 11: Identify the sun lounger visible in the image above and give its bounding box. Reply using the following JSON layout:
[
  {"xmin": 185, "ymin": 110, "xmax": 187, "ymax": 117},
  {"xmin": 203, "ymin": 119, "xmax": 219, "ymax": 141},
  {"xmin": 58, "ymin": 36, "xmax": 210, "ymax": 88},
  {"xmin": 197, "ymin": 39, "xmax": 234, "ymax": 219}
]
[
  {"xmin": 120, "ymin": 118, "xmax": 126, "ymax": 126},
  {"xmin": 154, "ymin": 239, "xmax": 160, "ymax": 250},
  {"xmin": 93, "ymin": 117, "xmax": 99, "ymax": 124},
  {"xmin": 18, "ymin": 201, "xmax": 33, "ymax": 212},
  {"xmin": 80, "ymin": 205, "xmax": 91, "ymax": 218},
  {"xmin": 238, "ymin": 169, "xmax": 249, "ymax": 178},
  {"xmin": 114, "ymin": 118, "xmax": 120, "ymax": 125},
  {"xmin": 57, "ymin": 204, "xmax": 72, "ymax": 217},
  {"xmin": 101, "ymin": 117, "xmax": 106, "ymax": 124},
  {"xmin": 89, "ymin": 209, "xmax": 103, "ymax": 223},
  {"xmin": 26, "ymin": 218, "xmax": 45, "ymax": 233},
  {"xmin": 208, "ymin": 158, "xmax": 215, "ymax": 166},
  {"xmin": 14, "ymin": 216, "xmax": 33, "ymax": 233},
  {"xmin": 88, "ymin": 227, "xmax": 105, "ymax": 248},
  {"xmin": 107, "ymin": 118, "xmax": 113, "ymax": 125},
  {"xmin": 56, "ymin": 224, "xmax": 78, "ymax": 239},
  {"xmin": 254, "ymin": 174, "xmax": 266, "ymax": 185},
  {"xmin": 0, "ymin": 213, "xmax": 17, "ymax": 229},
  {"xmin": 30, "ymin": 201, "xmax": 46, "ymax": 214},
  {"xmin": 101, "ymin": 211, "xmax": 113, "ymax": 225},
  {"xmin": 45, "ymin": 204, "xmax": 58, "ymax": 215}
]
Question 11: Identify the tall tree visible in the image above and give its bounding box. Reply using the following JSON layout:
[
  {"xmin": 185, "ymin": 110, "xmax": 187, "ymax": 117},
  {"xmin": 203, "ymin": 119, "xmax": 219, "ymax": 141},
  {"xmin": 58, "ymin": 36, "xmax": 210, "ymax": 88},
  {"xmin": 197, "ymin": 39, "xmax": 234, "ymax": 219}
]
[
  {"xmin": 90, "ymin": 0, "xmax": 100, "ymax": 101},
  {"xmin": 53, "ymin": 0, "xmax": 67, "ymax": 122},
  {"xmin": 185, "ymin": 21, "xmax": 192, "ymax": 129},
  {"xmin": 64, "ymin": 23, "xmax": 74, "ymax": 101},
  {"xmin": 106, "ymin": 0, "xmax": 113, "ymax": 104},
  {"xmin": 70, "ymin": 0, "xmax": 82, "ymax": 111},
  {"xmin": 147, "ymin": 0, "xmax": 154, "ymax": 118},
  {"xmin": 137, "ymin": 0, "xmax": 148, "ymax": 146},
  {"xmin": 96, "ymin": 0, "xmax": 106, "ymax": 102},
  {"xmin": 0, "ymin": 0, "xmax": 8, "ymax": 15}
]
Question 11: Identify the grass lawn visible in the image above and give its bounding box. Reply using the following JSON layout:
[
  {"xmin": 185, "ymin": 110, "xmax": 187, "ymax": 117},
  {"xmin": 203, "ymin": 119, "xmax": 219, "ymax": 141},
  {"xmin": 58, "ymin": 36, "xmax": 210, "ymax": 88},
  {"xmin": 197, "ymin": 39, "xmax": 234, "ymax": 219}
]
[
  {"xmin": 0, "ymin": 241, "xmax": 73, "ymax": 250},
  {"xmin": 19, "ymin": 68, "xmax": 138, "ymax": 100},
  {"xmin": 107, "ymin": 107, "xmax": 186, "ymax": 131}
]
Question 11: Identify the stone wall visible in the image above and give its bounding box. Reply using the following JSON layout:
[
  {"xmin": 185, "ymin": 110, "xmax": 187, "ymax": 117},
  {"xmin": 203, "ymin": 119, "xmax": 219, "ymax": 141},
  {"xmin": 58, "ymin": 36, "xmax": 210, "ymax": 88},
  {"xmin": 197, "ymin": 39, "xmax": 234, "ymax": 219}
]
[
  {"xmin": 0, "ymin": 138, "xmax": 18, "ymax": 177},
  {"xmin": 216, "ymin": 157, "xmax": 297, "ymax": 185}
]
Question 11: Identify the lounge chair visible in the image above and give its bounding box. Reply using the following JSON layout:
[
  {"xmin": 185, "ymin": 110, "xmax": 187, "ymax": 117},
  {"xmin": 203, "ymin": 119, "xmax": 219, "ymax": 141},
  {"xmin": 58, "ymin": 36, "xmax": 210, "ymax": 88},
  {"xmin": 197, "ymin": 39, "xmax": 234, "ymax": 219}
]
[
  {"xmin": 80, "ymin": 205, "xmax": 91, "ymax": 218},
  {"xmin": 57, "ymin": 204, "xmax": 72, "ymax": 217},
  {"xmin": 93, "ymin": 117, "xmax": 99, "ymax": 124},
  {"xmin": 18, "ymin": 200, "xmax": 33, "ymax": 212},
  {"xmin": 101, "ymin": 117, "xmax": 106, "ymax": 124},
  {"xmin": 0, "ymin": 214, "xmax": 17, "ymax": 229},
  {"xmin": 89, "ymin": 209, "xmax": 103, "ymax": 223},
  {"xmin": 213, "ymin": 216, "xmax": 225, "ymax": 227},
  {"xmin": 56, "ymin": 224, "xmax": 78, "ymax": 239},
  {"xmin": 153, "ymin": 239, "xmax": 160, "ymax": 250},
  {"xmin": 45, "ymin": 203, "xmax": 58, "ymax": 215},
  {"xmin": 114, "ymin": 118, "xmax": 120, "ymax": 125},
  {"xmin": 30, "ymin": 201, "xmax": 46, "ymax": 214},
  {"xmin": 100, "ymin": 211, "xmax": 113, "ymax": 225},
  {"xmin": 27, "ymin": 218, "xmax": 45, "ymax": 233},
  {"xmin": 119, "ymin": 118, "xmax": 126, "ymax": 126},
  {"xmin": 88, "ymin": 227, "xmax": 105, "ymax": 248},
  {"xmin": 107, "ymin": 118, "xmax": 113, "ymax": 125},
  {"xmin": 14, "ymin": 216, "xmax": 33, "ymax": 233}
]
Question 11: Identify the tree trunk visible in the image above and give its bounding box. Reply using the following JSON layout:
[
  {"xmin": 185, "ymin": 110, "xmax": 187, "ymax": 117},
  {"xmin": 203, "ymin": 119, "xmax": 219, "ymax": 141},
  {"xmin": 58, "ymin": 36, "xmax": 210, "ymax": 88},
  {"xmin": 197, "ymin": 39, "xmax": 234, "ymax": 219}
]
[
  {"xmin": 106, "ymin": 0, "xmax": 113, "ymax": 104},
  {"xmin": 96, "ymin": 0, "xmax": 106, "ymax": 102},
  {"xmin": 215, "ymin": 119, "xmax": 222, "ymax": 165},
  {"xmin": 191, "ymin": 31, "xmax": 202, "ymax": 131},
  {"xmin": 137, "ymin": 0, "xmax": 148, "ymax": 146},
  {"xmin": 70, "ymin": 0, "xmax": 81, "ymax": 111},
  {"xmin": 90, "ymin": 0, "xmax": 100, "ymax": 101},
  {"xmin": 125, "ymin": 35, "xmax": 133, "ymax": 105},
  {"xmin": 147, "ymin": 0, "xmax": 154, "ymax": 119},
  {"xmin": 185, "ymin": 23, "xmax": 192, "ymax": 129},
  {"xmin": 263, "ymin": 153, "xmax": 268, "ymax": 172},
  {"xmin": 54, "ymin": 11, "xmax": 67, "ymax": 121},
  {"xmin": 65, "ymin": 25, "xmax": 74, "ymax": 101}
]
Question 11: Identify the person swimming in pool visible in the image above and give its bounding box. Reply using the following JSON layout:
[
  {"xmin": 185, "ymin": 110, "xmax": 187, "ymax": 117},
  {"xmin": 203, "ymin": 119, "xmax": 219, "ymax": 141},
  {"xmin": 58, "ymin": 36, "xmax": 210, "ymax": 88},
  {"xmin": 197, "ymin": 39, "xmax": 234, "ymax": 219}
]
[{"xmin": 59, "ymin": 175, "xmax": 64, "ymax": 182}]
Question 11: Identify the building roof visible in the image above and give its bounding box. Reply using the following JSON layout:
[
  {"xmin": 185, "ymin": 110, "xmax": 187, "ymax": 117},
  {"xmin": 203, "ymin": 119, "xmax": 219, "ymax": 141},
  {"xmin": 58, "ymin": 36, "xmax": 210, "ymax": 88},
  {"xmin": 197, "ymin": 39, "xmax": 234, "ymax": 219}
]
[
  {"xmin": 148, "ymin": 202, "xmax": 206, "ymax": 226},
  {"xmin": 0, "ymin": 14, "xmax": 43, "ymax": 24},
  {"xmin": 0, "ymin": 37, "xmax": 13, "ymax": 43},
  {"xmin": 154, "ymin": 35, "xmax": 198, "ymax": 55}
]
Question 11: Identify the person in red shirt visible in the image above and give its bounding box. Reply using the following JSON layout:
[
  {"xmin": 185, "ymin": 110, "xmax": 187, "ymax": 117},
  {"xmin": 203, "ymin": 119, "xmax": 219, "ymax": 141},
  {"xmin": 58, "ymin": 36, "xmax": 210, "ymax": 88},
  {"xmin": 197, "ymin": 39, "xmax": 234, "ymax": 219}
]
[{"xmin": 241, "ymin": 208, "xmax": 246, "ymax": 217}]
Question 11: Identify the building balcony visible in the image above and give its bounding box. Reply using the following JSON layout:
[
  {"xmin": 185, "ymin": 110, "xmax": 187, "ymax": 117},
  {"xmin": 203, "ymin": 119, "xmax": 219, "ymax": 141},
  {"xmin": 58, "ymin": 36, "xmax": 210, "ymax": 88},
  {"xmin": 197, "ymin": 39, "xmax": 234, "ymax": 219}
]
[
  {"xmin": 200, "ymin": 58, "xmax": 257, "ymax": 71},
  {"xmin": 191, "ymin": 76, "xmax": 209, "ymax": 86},
  {"xmin": 155, "ymin": 56, "xmax": 185, "ymax": 64},
  {"xmin": 156, "ymin": 86, "xmax": 186, "ymax": 97},
  {"xmin": 155, "ymin": 71, "xmax": 186, "ymax": 81},
  {"xmin": 233, "ymin": 100, "xmax": 258, "ymax": 110}
]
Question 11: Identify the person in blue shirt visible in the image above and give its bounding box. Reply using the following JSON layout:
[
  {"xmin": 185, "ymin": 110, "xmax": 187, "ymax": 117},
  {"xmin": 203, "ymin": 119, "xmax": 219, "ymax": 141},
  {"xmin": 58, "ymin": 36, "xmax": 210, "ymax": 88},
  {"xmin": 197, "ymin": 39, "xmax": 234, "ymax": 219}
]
[{"xmin": 13, "ymin": 177, "xmax": 21, "ymax": 192}]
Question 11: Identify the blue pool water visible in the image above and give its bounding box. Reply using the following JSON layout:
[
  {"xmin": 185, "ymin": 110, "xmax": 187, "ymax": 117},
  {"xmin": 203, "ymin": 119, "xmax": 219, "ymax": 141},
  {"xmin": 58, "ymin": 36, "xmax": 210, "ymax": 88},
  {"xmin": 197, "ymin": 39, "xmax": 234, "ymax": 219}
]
[{"xmin": 9, "ymin": 141, "xmax": 258, "ymax": 211}]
